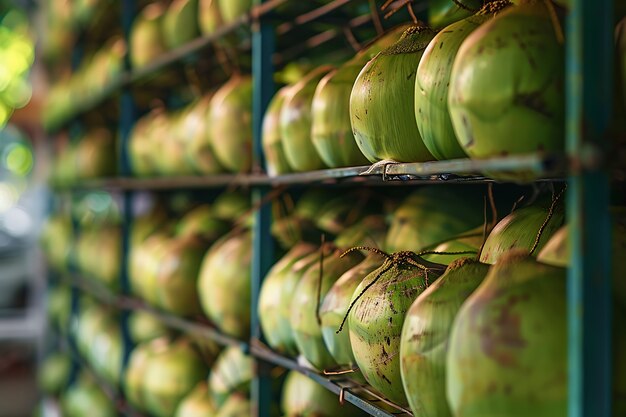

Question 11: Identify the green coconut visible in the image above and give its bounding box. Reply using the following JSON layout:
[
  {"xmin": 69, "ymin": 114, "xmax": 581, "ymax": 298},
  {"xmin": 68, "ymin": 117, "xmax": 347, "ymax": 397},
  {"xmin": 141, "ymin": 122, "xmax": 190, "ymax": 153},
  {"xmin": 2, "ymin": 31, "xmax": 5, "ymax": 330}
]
[
  {"xmin": 215, "ymin": 393, "xmax": 250, "ymax": 417},
  {"xmin": 177, "ymin": 204, "xmax": 230, "ymax": 240},
  {"xmin": 184, "ymin": 95, "xmax": 225, "ymax": 174},
  {"xmin": 175, "ymin": 381, "xmax": 216, "ymax": 417},
  {"xmin": 209, "ymin": 346, "xmax": 252, "ymax": 408},
  {"xmin": 537, "ymin": 207, "xmax": 626, "ymax": 305},
  {"xmin": 347, "ymin": 251, "xmax": 445, "ymax": 405},
  {"xmin": 480, "ymin": 202, "xmax": 565, "ymax": 264},
  {"xmin": 416, "ymin": 1, "xmax": 513, "ymax": 160},
  {"xmin": 448, "ymin": 2, "xmax": 564, "ymax": 179},
  {"xmin": 130, "ymin": 232, "xmax": 173, "ymax": 305},
  {"xmin": 316, "ymin": 191, "xmax": 383, "ymax": 236},
  {"xmin": 129, "ymin": 112, "xmax": 157, "ymax": 176},
  {"xmin": 334, "ymin": 215, "xmax": 388, "ymax": 250},
  {"xmin": 385, "ymin": 187, "xmax": 485, "ymax": 252},
  {"xmin": 258, "ymin": 243, "xmax": 318, "ymax": 355},
  {"xmin": 422, "ymin": 228, "xmax": 483, "ymax": 265},
  {"xmin": 198, "ymin": 232, "xmax": 251, "ymax": 338},
  {"xmin": 350, "ymin": 25, "xmax": 436, "ymax": 163},
  {"xmin": 130, "ymin": 3, "xmax": 167, "ymax": 68},
  {"xmin": 62, "ymin": 374, "xmax": 117, "ymax": 417},
  {"xmin": 47, "ymin": 284, "xmax": 72, "ymax": 333},
  {"xmin": 143, "ymin": 340, "xmax": 208, "ymax": 417},
  {"xmin": 281, "ymin": 66, "xmax": 333, "ymax": 172},
  {"xmin": 428, "ymin": 0, "xmax": 483, "ymax": 28},
  {"xmin": 129, "ymin": 311, "xmax": 169, "ymax": 344},
  {"xmin": 211, "ymin": 191, "xmax": 251, "ymax": 223},
  {"xmin": 311, "ymin": 26, "xmax": 408, "ymax": 168},
  {"xmin": 163, "ymin": 0, "xmax": 199, "ymax": 49},
  {"xmin": 400, "ymin": 258, "xmax": 489, "ymax": 417},
  {"xmin": 125, "ymin": 338, "xmax": 168, "ymax": 410},
  {"xmin": 209, "ymin": 76, "xmax": 253, "ymax": 172},
  {"xmin": 447, "ymin": 251, "xmax": 566, "ymax": 416},
  {"xmin": 41, "ymin": 215, "xmax": 73, "ymax": 271},
  {"xmin": 319, "ymin": 254, "xmax": 385, "ymax": 374},
  {"xmin": 217, "ymin": 0, "xmax": 251, "ymax": 24},
  {"xmin": 199, "ymin": 0, "xmax": 223, "ymax": 35},
  {"xmin": 263, "ymin": 86, "xmax": 292, "ymax": 176},
  {"xmin": 155, "ymin": 236, "xmax": 208, "ymax": 316},
  {"xmin": 272, "ymin": 250, "xmax": 323, "ymax": 355},
  {"xmin": 75, "ymin": 128, "xmax": 117, "ymax": 179},
  {"xmin": 90, "ymin": 320, "xmax": 124, "ymax": 386},
  {"xmin": 290, "ymin": 244, "xmax": 364, "ymax": 370},
  {"xmin": 39, "ymin": 352, "xmax": 72, "ymax": 395},
  {"xmin": 281, "ymin": 371, "xmax": 365, "ymax": 417}
]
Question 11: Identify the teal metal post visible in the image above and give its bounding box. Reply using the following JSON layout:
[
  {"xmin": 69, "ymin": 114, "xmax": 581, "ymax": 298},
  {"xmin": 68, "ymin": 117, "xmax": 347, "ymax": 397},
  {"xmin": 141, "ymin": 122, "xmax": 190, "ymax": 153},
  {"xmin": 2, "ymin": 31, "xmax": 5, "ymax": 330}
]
[
  {"xmin": 119, "ymin": 0, "xmax": 137, "ymax": 377},
  {"xmin": 251, "ymin": 2, "xmax": 276, "ymax": 416},
  {"xmin": 566, "ymin": 1, "xmax": 613, "ymax": 416}
]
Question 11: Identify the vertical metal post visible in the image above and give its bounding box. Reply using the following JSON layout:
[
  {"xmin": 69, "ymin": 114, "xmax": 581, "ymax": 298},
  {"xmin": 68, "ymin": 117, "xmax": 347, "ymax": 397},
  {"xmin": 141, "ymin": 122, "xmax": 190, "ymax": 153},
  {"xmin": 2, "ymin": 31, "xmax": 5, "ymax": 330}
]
[
  {"xmin": 119, "ymin": 0, "xmax": 137, "ymax": 379},
  {"xmin": 251, "ymin": 3, "xmax": 275, "ymax": 416},
  {"xmin": 566, "ymin": 1, "xmax": 613, "ymax": 416}
]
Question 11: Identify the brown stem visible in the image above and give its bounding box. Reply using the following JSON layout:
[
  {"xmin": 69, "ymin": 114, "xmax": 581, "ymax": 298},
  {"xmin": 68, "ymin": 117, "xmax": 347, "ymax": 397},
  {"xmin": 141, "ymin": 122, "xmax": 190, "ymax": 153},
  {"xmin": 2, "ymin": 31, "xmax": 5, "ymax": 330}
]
[{"xmin": 529, "ymin": 186, "xmax": 566, "ymax": 255}]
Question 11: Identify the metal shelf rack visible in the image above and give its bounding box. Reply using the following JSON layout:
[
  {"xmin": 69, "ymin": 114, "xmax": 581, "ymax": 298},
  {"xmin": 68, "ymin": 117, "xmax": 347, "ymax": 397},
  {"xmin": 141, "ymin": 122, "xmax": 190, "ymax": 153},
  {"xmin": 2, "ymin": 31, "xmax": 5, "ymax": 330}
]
[{"xmin": 44, "ymin": 1, "xmax": 617, "ymax": 417}]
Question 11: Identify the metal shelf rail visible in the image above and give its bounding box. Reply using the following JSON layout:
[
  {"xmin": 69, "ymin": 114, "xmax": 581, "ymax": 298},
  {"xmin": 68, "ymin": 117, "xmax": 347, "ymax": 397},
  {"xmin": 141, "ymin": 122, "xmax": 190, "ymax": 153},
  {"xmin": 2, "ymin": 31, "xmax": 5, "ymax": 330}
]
[{"xmin": 46, "ymin": 1, "xmax": 616, "ymax": 417}]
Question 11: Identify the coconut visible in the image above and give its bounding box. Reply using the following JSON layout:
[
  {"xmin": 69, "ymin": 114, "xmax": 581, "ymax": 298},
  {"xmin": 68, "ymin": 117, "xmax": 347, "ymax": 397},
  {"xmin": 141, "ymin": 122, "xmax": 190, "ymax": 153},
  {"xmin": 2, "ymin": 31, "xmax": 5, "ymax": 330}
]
[
  {"xmin": 281, "ymin": 371, "xmax": 364, "ymax": 417},
  {"xmin": 428, "ymin": 0, "xmax": 483, "ymax": 28},
  {"xmin": 130, "ymin": 3, "xmax": 167, "ymax": 69},
  {"xmin": 215, "ymin": 393, "xmax": 250, "ymax": 417},
  {"xmin": 334, "ymin": 215, "xmax": 388, "ymax": 250},
  {"xmin": 129, "ymin": 112, "xmax": 158, "ymax": 176},
  {"xmin": 447, "ymin": 251, "xmax": 566, "ymax": 416},
  {"xmin": 281, "ymin": 66, "xmax": 333, "ymax": 172},
  {"xmin": 385, "ymin": 187, "xmax": 484, "ymax": 253},
  {"xmin": 259, "ymin": 243, "xmax": 318, "ymax": 354},
  {"xmin": 311, "ymin": 26, "xmax": 408, "ymax": 168},
  {"xmin": 209, "ymin": 346, "xmax": 252, "ymax": 408},
  {"xmin": 47, "ymin": 284, "xmax": 72, "ymax": 333},
  {"xmin": 177, "ymin": 204, "xmax": 229, "ymax": 240},
  {"xmin": 175, "ymin": 381, "xmax": 216, "ymax": 417},
  {"xmin": 125, "ymin": 338, "xmax": 167, "ymax": 410},
  {"xmin": 42, "ymin": 215, "xmax": 73, "ymax": 271},
  {"xmin": 350, "ymin": 25, "xmax": 436, "ymax": 163},
  {"xmin": 268, "ymin": 249, "xmax": 323, "ymax": 356},
  {"xmin": 39, "ymin": 352, "xmax": 72, "ymax": 396},
  {"xmin": 62, "ymin": 374, "xmax": 117, "ymax": 417},
  {"xmin": 537, "ymin": 207, "xmax": 626, "ymax": 305},
  {"xmin": 185, "ymin": 95, "xmax": 225, "ymax": 174},
  {"xmin": 319, "ymin": 254, "xmax": 385, "ymax": 374},
  {"xmin": 448, "ymin": 2, "xmax": 564, "ymax": 179},
  {"xmin": 480, "ymin": 202, "xmax": 564, "ymax": 264},
  {"xmin": 90, "ymin": 320, "xmax": 124, "ymax": 386},
  {"xmin": 163, "ymin": 0, "xmax": 199, "ymax": 49},
  {"xmin": 129, "ymin": 311, "xmax": 169, "ymax": 344},
  {"xmin": 154, "ymin": 236, "xmax": 208, "ymax": 316},
  {"xmin": 217, "ymin": 0, "xmax": 251, "ymax": 23},
  {"xmin": 143, "ymin": 340, "xmax": 208, "ymax": 417},
  {"xmin": 290, "ymin": 244, "xmax": 364, "ymax": 370},
  {"xmin": 198, "ymin": 232, "xmax": 251, "ymax": 338},
  {"xmin": 154, "ymin": 111, "xmax": 192, "ymax": 176},
  {"xmin": 209, "ymin": 76, "xmax": 253, "ymax": 173},
  {"xmin": 129, "ymin": 231, "xmax": 172, "ymax": 305},
  {"xmin": 199, "ymin": 0, "xmax": 223, "ymax": 35},
  {"xmin": 400, "ymin": 258, "xmax": 489, "ymax": 417},
  {"xmin": 347, "ymin": 251, "xmax": 445, "ymax": 405},
  {"xmin": 75, "ymin": 128, "xmax": 116, "ymax": 179},
  {"xmin": 211, "ymin": 191, "xmax": 251, "ymax": 223},
  {"xmin": 315, "ymin": 191, "xmax": 384, "ymax": 236},
  {"xmin": 422, "ymin": 227, "xmax": 483, "ymax": 265},
  {"xmin": 263, "ymin": 86, "xmax": 292, "ymax": 176},
  {"xmin": 416, "ymin": 1, "xmax": 513, "ymax": 160}
]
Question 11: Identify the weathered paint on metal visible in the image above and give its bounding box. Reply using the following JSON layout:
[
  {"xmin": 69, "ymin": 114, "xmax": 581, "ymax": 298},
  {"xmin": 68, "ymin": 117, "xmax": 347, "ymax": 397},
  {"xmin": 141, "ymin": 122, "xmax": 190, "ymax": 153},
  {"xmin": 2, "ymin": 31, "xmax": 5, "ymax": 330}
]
[{"xmin": 566, "ymin": 1, "xmax": 614, "ymax": 416}]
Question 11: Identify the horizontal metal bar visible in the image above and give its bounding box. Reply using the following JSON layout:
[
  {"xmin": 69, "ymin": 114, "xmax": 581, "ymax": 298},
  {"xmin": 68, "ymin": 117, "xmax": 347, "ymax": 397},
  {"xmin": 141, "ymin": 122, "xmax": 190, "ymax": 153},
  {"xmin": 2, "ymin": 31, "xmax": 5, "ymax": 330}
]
[
  {"xmin": 51, "ymin": 153, "xmax": 567, "ymax": 191},
  {"xmin": 250, "ymin": 342, "xmax": 412, "ymax": 417}
]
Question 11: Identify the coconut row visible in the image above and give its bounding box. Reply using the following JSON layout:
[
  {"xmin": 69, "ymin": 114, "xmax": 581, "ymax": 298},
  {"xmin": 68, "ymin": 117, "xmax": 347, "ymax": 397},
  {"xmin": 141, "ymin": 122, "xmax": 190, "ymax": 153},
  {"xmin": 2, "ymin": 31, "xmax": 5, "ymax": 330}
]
[
  {"xmin": 259, "ymin": 186, "xmax": 626, "ymax": 416},
  {"xmin": 265, "ymin": 2, "xmax": 626, "ymax": 180}
]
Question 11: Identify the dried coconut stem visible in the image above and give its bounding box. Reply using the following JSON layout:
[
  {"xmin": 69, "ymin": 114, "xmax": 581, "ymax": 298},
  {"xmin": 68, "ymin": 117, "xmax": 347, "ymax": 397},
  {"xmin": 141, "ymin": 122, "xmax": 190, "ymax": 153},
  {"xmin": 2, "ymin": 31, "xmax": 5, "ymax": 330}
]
[{"xmin": 529, "ymin": 186, "xmax": 566, "ymax": 255}]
